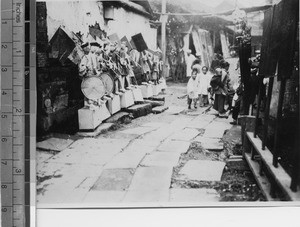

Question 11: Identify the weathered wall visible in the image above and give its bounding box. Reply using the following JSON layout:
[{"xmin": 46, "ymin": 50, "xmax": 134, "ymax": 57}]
[
  {"xmin": 39, "ymin": 0, "xmax": 157, "ymax": 50},
  {"xmin": 45, "ymin": 1, "xmax": 105, "ymax": 40},
  {"xmin": 106, "ymin": 6, "xmax": 157, "ymax": 50}
]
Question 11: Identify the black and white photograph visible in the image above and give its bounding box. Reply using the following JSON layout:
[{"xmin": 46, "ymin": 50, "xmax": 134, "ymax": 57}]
[{"xmin": 35, "ymin": 0, "xmax": 300, "ymax": 207}]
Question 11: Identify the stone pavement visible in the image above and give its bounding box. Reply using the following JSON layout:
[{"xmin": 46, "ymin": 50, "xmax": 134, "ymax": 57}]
[{"xmin": 37, "ymin": 103, "xmax": 233, "ymax": 207}]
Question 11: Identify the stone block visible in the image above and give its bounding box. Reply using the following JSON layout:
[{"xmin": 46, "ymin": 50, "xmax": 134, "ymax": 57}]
[
  {"xmin": 140, "ymin": 84, "xmax": 153, "ymax": 98},
  {"xmin": 120, "ymin": 89, "xmax": 135, "ymax": 108},
  {"xmin": 107, "ymin": 94, "xmax": 121, "ymax": 114},
  {"xmin": 132, "ymin": 87, "xmax": 144, "ymax": 102},
  {"xmin": 145, "ymin": 95, "xmax": 165, "ymax": 102},
  {"xmin": 152, "ymin": 106, "xmax": 169, "ymax": 114},
  {"xmin": 152, "ymin": 84, "xmax": 160, "ymax": 96},
  {"xmin": 78, "ymin": 105, "xmax": 111, "ymax": 131},
  {"xmin": 144, "ymin": 99, "xmax": 165, "ymax": 108},
  {"xmin": 125, "ymin": 103, "xmax": 152, "ymax": 118}
]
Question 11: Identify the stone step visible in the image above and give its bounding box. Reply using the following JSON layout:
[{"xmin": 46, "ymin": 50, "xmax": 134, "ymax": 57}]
[
  {"xmin": 124, "ymin": 103, "xmax": 152, "ymax": 118},
  {"xmin": 144, "ymin": 99, "xmax": 165, "ymax": 108},
  {"xmin": 152, "ymin": 106, "xmax": 169, "ymax": 114},
  {"xmin": 144, "ymin": 95, "xmax": 165, "ymax": 102},
  {"xmin": 77, "ymin": 123, "xmax": 114, "ymax": 137}
]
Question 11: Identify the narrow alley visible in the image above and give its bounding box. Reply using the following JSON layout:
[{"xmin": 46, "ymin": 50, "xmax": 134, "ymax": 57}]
[
  {"xmin": 37, "ymin": 61, "xmax": 264, "ymax": 206},
  {"xmin": 35, "ymin": 0, "xmax": 299, "ymax": 211}
]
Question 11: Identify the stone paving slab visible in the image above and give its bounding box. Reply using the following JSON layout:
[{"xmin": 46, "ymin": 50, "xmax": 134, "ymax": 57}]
[
  {"xmin": 37, "ymin": 151, "xmax": 55, "ymax": 164},
  {"xmin": 104, "ymin": 151, "xmax": 147, "ymax": 169},
  {"xmin": 122, "ymin": 189, "xmax": 169, "ymax": 204},
  {"xmin": 140, "ymin": 152, "xmax": 181, "ymax": 167},
  {"xmin": 206, "ymin": 108, "xmax": 219, "ymax": 115},
  {"xmin": 168, "ymin": 117, "xmax": 192, "ymax": 130},
  {"xmin": 152, "ymin": 106, "xmax": 169, "ymax": 114},
  {"xmin": 179, "ymin": 160, "xmax": 225, "ymax": 181},
  {"xmin": 120, "ymin": 126, "xmax": 156, "ymax": 135},
  {"xmin": 37, "ymin": 163, "xmax": 103, "ymax": 189},
  {"xmin": 157, "ymin": 140, "xmax": 190, "ymax": 154},
  {"xmin": 128, "ymin": 166, "xmax": 172, "ymax": 191},
  {"xmin": 37, "ymin": 138, "xmax": 74, "ymax": 152},
  {"xmin": 193, "ymin": 137, "xmax": 224, "ymax": 151},
  {"xmin": 68, "ymin": 138, "xmax": 131, "ymax": 151},
  {"xmin": 37, "ymin": 163, "xmax": 104, "ymax": 205},
  {"xmin": 185, "ymin": 108, "xmax": 205, "ymax": 116},
  {"xmin": 83, "ymin": 191, "xmax": 126, "ymax": 204},
  {"xmin": 62, "ymin": 188, "xmax": 90, "ymax": 204},
  {"xmin": 141, "ymin": 122, "xmax": 168, "ymax": 129},
  {"xmin": 202, "ymin": 121, "xmax": 231, "ymax": 138},
  {"xmin": 186, "ymin": 115, "xmax": 215, "ymax": 129},
  {"xmin": 141, "ymin": 128, "xmax": 173, "ymax": 142},
  {"xmin": 165, "ymin": 106, "xmax": 186, "ymax": 114},
  {"xmin": 125, "ymin": 139, "xmax": 159, "ymax": 151},
  {"xmin": 169, "ymin": 188, "xmax": 220, "ymax": 203},
  {"xmin": 169, "ymin": 128, "xmax": 200, "ymax": 141},
  {"xmin": 46, "ymin": 147, "xmax": 119, "ymax": 166},
  {"xmin": 92, "ymin": 168, "xmax": 135, "ymax": 191},
  {"xmin": 123, "ymin": 143, "xmax": 158, "ymax": 155}
]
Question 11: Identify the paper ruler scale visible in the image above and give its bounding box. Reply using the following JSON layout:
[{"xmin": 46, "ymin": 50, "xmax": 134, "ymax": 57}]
[{"xmin": 1, "ymin": 0, "xmax": 34, "ymax": 226}]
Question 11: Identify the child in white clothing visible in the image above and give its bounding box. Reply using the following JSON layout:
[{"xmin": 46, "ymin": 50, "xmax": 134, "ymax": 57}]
[
  {"xmin": 187, "ymin": 69, "xmax": 199, "ymax": 109},
  {"xmin": 198, "ymin": 66, "xmax": 211, "ymax": 107}
]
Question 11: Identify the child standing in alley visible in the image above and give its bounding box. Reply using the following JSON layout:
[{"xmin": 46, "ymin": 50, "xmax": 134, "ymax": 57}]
[
  {"xmin": 187, "ymin": 68, "xmax": 199, "ymax": 109},
  {"xmin": 198, "ymin": 66, "xmax": 211, "ymax": 107}
]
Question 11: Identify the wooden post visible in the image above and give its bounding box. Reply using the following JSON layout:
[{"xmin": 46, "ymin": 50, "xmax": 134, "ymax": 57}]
[
  {"xmin": 161, "ymin": 0, "xmax": 167, "ymax": 78},
  {"xmin": 262, "ymin": 76, "xmax": 274, "ymax": 150},
  {"xmin": 238, "ymin": 43, "xmax": 252, "ymax": 115},
  {"xmin": 254, "ymin": 77, "xmax": 264, "ymax": 138},
  {"xmin": 272, "ymin": 79, "xmax": 286, "ymax": 167}
]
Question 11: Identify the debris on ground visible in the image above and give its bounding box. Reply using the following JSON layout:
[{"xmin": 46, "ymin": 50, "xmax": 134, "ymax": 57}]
[{"xmin": 171, "ymin": 124, "xmax": 266, "ymax": 201}]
